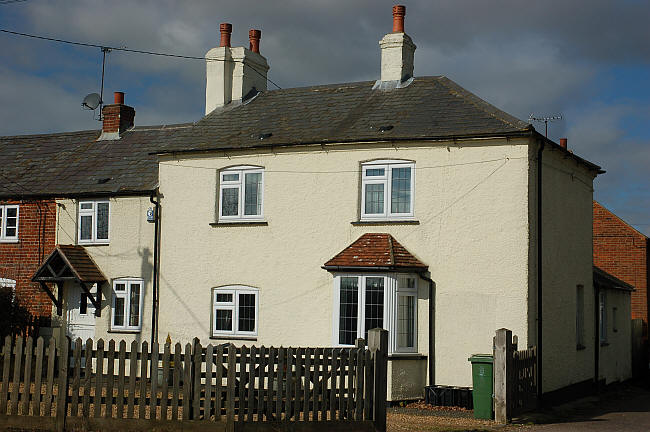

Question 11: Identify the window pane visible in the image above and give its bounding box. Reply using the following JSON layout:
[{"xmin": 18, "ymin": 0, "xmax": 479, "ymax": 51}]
[
  {"xmin": 238, "ymin": 293, "xmax": 256, "ymax": 332},
  {"xmin": 221, "ymin": 187, "xmax": 239, "ymax": 216},
  {"xmin": 113, "ymin": 297, "xmax": 125, "ymax": 327},
  {"xmin": 129, "ymin": 283, "xmax": 140, "ymax": 327},
  {"xmin": 80, "ymin": 202, "xmax": 93, "ymax": 210},
  {"xmin": 364, "ymin": 184, "xmax": 384, "ymax": 214},
  {"xmin": 215, "ymin": 309, "xmax": 233, "ymax": 332},
  {"xmin": 244, "ymin": 173, "xmax": 262, "ymax": 216},
  {"xmin": 80, "ymin": 215, "xmax": 93, "ymax": 240},
  {"xmin": 391, "ymin": 167, "xmax": 411, "ymax": 214},
  {"xmin": 6, "ymin": 207, "xmax": 17, "ymax": 218},
  {"xmin": 366, "ymin": 168, "xmax": 385, "ymax": 177},
  {"xmin": 222, "ymin": 173, "xmax": 239, "ymax": 182},
  {"xmin": 5, "ymin": 227, "xmax": 16, "ymax": 237},
  {"xmin": 115, "ymin": 283, "xmax": 126, "ymax": 291},
  {"xmin": 96, "ymin": 203, "xmax": 109, "ymax": 240},
  {"xmin": 398, "ymin": 296, "xmax": 415, "ymax": 348},
  {"xmin": 216, "ymin": 293, "xmax": 233, "ymax": 303},
  {"xmin": 339, "ymin": 277, "xmax": 358, "ymax": 345},
  {"xmin": 364, "ymin": 277, "xmax": 384, "ymax": 340}
]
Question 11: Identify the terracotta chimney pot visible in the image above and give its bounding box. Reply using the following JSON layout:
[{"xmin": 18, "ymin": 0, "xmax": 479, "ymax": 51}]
[
  {"xmin": 249, "ymin": 29, "xmax": 261, "ymax": 53},
  {"xmin": 114, "ymin": 91, "xmax": 124, "ymax": 104},
  {"xmin": 219, "ymin": 23, "xmax": 232, "ymax": 47},
  {"xmin": 560, "ymin": 138, "xmax": 568, "ymax": 149},
  {"xmin": 392, "ymin": 5, "xmax": 406, "ymax": 33}
]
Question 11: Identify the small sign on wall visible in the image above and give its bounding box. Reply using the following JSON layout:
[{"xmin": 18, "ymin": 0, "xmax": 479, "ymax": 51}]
[{"xmin": 146, "ymin": 207, "xmax": 155, "ymax": 223}]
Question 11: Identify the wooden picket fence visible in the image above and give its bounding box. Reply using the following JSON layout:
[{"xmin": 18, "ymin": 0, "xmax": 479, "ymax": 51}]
[
  {"xmin": 511, "ymin": 345, "xmax": 536, "ymax": 416},
  {"xmin": 0, "ymin": 330, "xmax": 388, "ymax": 431}
]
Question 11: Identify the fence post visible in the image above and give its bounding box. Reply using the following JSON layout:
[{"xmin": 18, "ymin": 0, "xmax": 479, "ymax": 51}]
[
  {"xmin": 368, "ymin": 328, "xmax": 388, "ymax": 432},
  {"xmin": 56, "ymin": 336, "xmax": 70, "ymax": 432},
  {"xmin": 494, "ymin": 328, "xmax": 513, "ymax": 424}
]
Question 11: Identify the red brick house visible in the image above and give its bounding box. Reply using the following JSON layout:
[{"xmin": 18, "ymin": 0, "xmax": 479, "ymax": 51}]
[
  {"xmin": 0, "ymin": 199, "xmax": 56, "ymax": 318},
  {"xmin": 593, "ymin": 201, "xmax": 649, "ymax": 341}
]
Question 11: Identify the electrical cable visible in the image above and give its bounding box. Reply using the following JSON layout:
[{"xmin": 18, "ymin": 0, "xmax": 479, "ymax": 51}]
[{"xmin": 0, "ymin": 28, "xmax": 282, "ymax": 89}]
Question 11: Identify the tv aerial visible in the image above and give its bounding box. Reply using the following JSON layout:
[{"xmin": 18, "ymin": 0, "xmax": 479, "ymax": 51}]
[
  {"xmin": 529, "ymin": 114, "xmax": 562, "ymax": 138},
  {"xmin": 81, "ymin": 46, "xmax": 112, "ymax": 120}
]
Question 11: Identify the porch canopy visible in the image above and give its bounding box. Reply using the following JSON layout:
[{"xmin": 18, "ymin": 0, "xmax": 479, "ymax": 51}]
[
  {"xmin": 32, "ymin": 245, "xmax": 106, "ymax": 316},
  {"xmin": 322, "ymin": 233, "xmax": 428, "ymax": 273},
  {"xmin": 593, "ymin": 266, "xmax": 635, "ymax": 292}
]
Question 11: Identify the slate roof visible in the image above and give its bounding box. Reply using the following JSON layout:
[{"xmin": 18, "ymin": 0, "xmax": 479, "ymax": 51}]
[
  {"xmin": 0, "ymin": 124, "xmax": 191, "ymax": 199},
  {"xmin": 159, "ymin": 76, "xmax": 534, "ymax": 154},
  {"xmin": 32, "ymin": 244, "xmax": 106, "ymax": 283},
  {"xmin": 323, "ymin": 233, "xmax": 428, "ymax": 272}
]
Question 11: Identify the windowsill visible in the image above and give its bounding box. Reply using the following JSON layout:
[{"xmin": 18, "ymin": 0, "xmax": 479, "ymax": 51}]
[
  {"xmin": 352, "ymin": 220, "xmax": 419, "ymax": 226},
  {"xmin": 210, "ymin": 335, "xmax": 258, "ymax": 341},
  {"xmin": 210, "ymin": 221, "xmax": 268, "ymax": 227},
  {"xmin": 108, "ymin": 329, "xmax": 141, "ymax": 334},
  {"xmin": 576, "ymin": 344, "xmax": 586, "ymax": 351},
  {"xmin": 78, "ymin": 242, "xmax": 110, "ymax": 246},
  {"xmin": 388, "ymin": 353, "xmax": 426, "ymax": 360},
  {"xmin": 0, "ymin": 239, "xmax": 19, "ymax": 244},
  {"xmin": 600, "ymin": 341, "xmax": 610, "ymax": 347}
]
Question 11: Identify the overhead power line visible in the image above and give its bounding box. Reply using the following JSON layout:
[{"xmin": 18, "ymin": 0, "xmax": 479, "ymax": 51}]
[
  {"xmin": 0, "ymin": 0, "xmax": 29, "ymax": 5},
  {"xmin": 0, "ymin": 28, "xmax": 282, "ymax": 89}
]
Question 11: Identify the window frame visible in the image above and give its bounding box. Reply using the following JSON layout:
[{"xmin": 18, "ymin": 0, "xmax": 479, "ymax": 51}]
[
  {"xmin": 78, "ymin": 200, "xmax": 110, "ymax": 245},
  {"xmin": 360, "ymin": 160, "xmax": 415, "ymax": 221},
  {"xmin": 0, "ymin": 204, "xmax": 19, "ymax": 242},
  {"xmin": 110, "ymin": 278, "xmax": 144, "ymax": 333},
  {"xmin": 332, "ymin": 273, "xmax": 418, "ymax": 354},
  {"xmin": 211, "ymin": 285, "xmax": 259, "ymax": 338},
  {"xmin": 218, "ymin": 166, "xmax": 265, "ymax": 222}
]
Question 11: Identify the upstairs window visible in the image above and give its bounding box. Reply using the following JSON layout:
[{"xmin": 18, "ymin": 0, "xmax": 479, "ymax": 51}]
[
  {"xmin": 219, "ymin": 167, "xmax": 264, "ymax": 221},
  {"xmin": 212, "ymin": 285, "xmax": 259, "ymax": 337},
  {"xmin": 111, "ymin": 278, "xmax": 143, "ymax": 332},
  {"xmin": 78, "ymin": 201, "xmax": 110, "ymax": 244},
  {"xmin": 0, "ymin": 205, "xmax": 19, "ymax": 242},
  {"xmin": 361, "ymin": 161, "xmax": 414, "ymax": 220}
]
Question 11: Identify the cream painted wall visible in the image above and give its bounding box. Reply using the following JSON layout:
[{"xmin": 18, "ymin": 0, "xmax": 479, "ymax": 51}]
[
  {"xmin": 56, "ymin": 196, "xmax": 155, "ymax": 345},
  {"xmin": 535, "ymin": 146, "xmax": 597, "ymax": 393},
  {"xmin": 599, "ymin": 288, "xmax": 632, "ymax": 384},
  {"xmin": 158, "ymin": 138, "xmax": 532, "ymax": 390}
]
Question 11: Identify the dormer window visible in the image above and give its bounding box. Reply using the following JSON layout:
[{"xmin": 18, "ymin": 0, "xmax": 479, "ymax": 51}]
[
  {"xmin": 218, "ymin": 166, "xmax": 264, "ymax": 221},
  {"xmin": 361, "ymin": 160, "xmax": 414, "ymax": 221}
]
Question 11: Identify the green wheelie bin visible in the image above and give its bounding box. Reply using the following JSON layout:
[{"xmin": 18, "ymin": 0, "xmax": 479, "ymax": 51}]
[{"xmin": 468, "ymin": 354, "xmax": 493, "ymax": 419}]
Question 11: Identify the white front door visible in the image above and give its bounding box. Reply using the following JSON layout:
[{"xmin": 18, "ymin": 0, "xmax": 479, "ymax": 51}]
[{"xmin": 66, "ymin": 284, "xmax": 96, "ymax": 342}]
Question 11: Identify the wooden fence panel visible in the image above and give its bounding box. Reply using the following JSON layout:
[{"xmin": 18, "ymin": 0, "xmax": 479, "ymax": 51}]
[
  {"xmin": 70, "ymin": 339, "xmax": 82, "ymax": 417},
  {"xmin": 20, "ymin": 336, "xmax": 33, "ymax": 415},
  {"xmin": 256, "ymin": 346, "xmax": 265, "ymax": 422},
  {"xmin": 139, "ymin": 341, "xmax": 149, "ymax": 419},
  {"xmin": 204, "ymin": 344, "xmax": 213, "ymax": 421},
  {"xmin": 215, "ymin": 344, "xmax": 223, "ymax": 421},
  {"xmin": 9, "ymin": 335, "xmax": 23, "ymax": 416},
  {"xmin": 0, "ymin": 335, "xmax": 11, "ymax": 414},
  {"xmin": 171, "ymin": 343, "xmax": 181, "ymax": 421},
  {"xmin": 95, "ymin": 339, "xmax": 104, "ymax": 418},
  {"xmin": 116, "ymin": 340, "xmax": 126, "ymax": 419},
  {"xmin": 106, "ymin": 340, "xmax": 115, "ymax": 419},
  {"xmin": 33, "ymin": 337, "xmax": 44, "ymax": 417},
  {"xmin": 43, "ymin": 338, "xmax": 55, "ymax": 417},
  {"xmin": 247, "ymin": 345, "xmax": 256, "ymax": 422}
]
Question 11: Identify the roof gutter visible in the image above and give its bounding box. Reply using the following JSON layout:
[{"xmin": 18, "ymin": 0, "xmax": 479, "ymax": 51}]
[
  {"xmin": 321, "ymin": 265, "xmax": 429, "ymax": 273},
  {"xmin": 0, "ymin": 189, "xmax": 156, "ymax": 201}
]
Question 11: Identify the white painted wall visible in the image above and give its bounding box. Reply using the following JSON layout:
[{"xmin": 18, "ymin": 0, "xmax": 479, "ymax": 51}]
[
  {"xmin": 56, "ymin": 196, "xmax": 155, "ymax": 345},
  {"xmin": 158, "ymin": 138, "xmax": 532, "ymax": 391}
]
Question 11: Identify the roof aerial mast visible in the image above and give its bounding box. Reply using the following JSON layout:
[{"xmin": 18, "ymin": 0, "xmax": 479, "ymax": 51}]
[
  {"xmin": 81, "ymin": 46, "xmax": 112, "ymax": 120},
  {"xmin": 528, "ymin": 114, "xmax": 562, "ymax": 138}
]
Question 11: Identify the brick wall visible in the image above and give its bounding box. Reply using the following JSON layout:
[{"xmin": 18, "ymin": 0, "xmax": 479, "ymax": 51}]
[
  {"xmin": 593, "ymin": 201, "xmax": 649, "ymax": 336},
  {"xmin": 0, "ymin": 200, "xmax": 56, "ymax": 317}
]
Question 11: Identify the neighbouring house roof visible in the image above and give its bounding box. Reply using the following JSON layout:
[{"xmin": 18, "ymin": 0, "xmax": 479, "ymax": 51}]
[
  {"xmin": 32, "ymin": 244, "xmax": 106, "ymax": 283},
  {"xmin": 323, "ymin": 233, "xmax": 428, "ymax": 273},
  {"xmin": 594, "ymin": 266, "xmax": 635, "ymax": 292},
  {"xmin": 0, "ymin": 124, "xmax": 191, "ymax": 199},
  {"xmin": 154, "ymin": 76, "xmax": 601, "ymax": 173}
]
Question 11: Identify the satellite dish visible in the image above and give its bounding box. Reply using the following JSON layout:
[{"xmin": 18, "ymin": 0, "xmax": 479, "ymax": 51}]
[{"xmin": 82, "ymin": 93, "xmax": 101, "ymax": 110}]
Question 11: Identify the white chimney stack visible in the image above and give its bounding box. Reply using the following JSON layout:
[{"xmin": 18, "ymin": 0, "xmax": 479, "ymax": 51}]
[
  {"xmin": 378, "ymin": 5, "xmax": 416, "ymax": 84},
  {"xmin": 205, "ymin": 23, "xmax": 269, "ymax": 115}
]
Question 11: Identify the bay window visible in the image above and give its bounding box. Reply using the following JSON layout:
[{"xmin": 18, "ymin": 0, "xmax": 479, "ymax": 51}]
[
  {"xmin": 333, "ymin": 274, "xmax": 418, "ymax": 353},
  {"xmin": 218, "ymin": 166, "xmax": 264, "ymax": 221},
  {"xmin": 361, "ymin": 161, "xmax": 414, "ymax": 220}
]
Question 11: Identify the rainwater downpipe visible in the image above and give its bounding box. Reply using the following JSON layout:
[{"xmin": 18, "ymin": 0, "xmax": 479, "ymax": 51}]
[
  {"xmin": 420, "ymin": 274, "xmax": 435, "ymax": 386},
  {"xmin": 537, "ymin": 140, "xmax": 544, "ymax": 402},
  {"xmin": 150, "ymin": 193, "xmax": 160, "ymax": 345}
]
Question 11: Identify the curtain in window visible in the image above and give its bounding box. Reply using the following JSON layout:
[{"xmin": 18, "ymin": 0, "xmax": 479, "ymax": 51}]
[
  {"xmin": 222, "ymin": 188, "xmax": 239, "ymax": 216},
  {"xmin": 365, "ymin": 184, "xmax": 384, "ymax": 214}
]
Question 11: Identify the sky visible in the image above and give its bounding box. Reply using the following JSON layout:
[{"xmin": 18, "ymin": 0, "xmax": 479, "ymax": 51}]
[{"xmin": 1, "ymin": 0, "xmax": 649, "ymax": 234}]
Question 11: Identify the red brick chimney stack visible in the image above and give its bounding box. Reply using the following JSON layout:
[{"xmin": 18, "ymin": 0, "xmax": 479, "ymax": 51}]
[
  {"xmin": 392, "ymin": 5, "xmax": 406, "ymax": 33},
  {"xmin": 249, "ymin": 29, "xmax": 261, "ymax": 53},
  {"xmin": 101, "ymin": 91, "xmax": 135, "ymax": 138},
  {"xmin": 560, "ymin": 138, "xmax": 568, "ymax": 149},
  {"xmin": 220, "ymin": 23, "xmax": 232, "ymax": 47}
]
